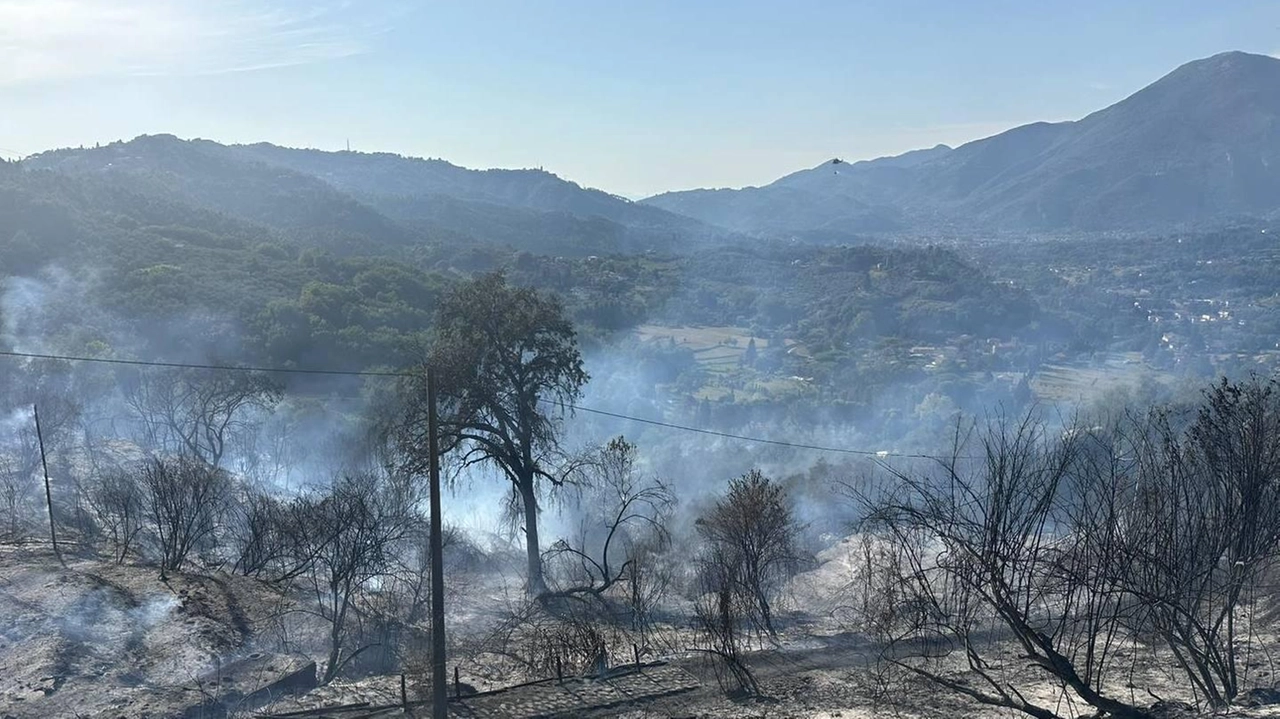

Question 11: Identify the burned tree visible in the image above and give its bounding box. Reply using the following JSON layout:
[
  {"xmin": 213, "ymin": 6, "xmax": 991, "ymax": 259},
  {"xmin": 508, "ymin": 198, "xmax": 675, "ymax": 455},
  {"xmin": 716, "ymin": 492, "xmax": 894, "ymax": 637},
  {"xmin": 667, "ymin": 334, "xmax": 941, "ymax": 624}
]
[
  {"xmin": 141, "ymin": 455, "xmax": 231, "ymax": 577},
  {"xmin": 460, "ymin": 441, "xmax": 671, "ymax": 686},
  {"xmin": 696, "ymin": 469, "xmax": 802, "ymax": 636},
  {"xmin": 1114, "ymin": 376, "xmax": 1280, "ymax": 707},
  {"xmin": 85, "ymin": 468, "xmax": 146, "ymax": 563},
  {"xmin": 299, "ymin": 473, "xmax": 410, "ymax": 684},
  {"xmin": 858, "ymin": 415, "xmax": 1154, "ymax": 719},
  {"xmin": 387, "ymin": 517, "xmax": 485, "ymax": 629},
  {"xmin": 122, "ymin": 366, "xmax": 282, "ymax": 469},
  {"xmin": 387, "ymin": 272, "xmax": 587, "ymax": 596},
  {"xmin": 227, "ymin": 488, "xmax": 328, "ymax": 583},
  {"xmin": 544, "ymin": 437, "xmax": 675, "ymax": 601},
  {"xmin": 693, "ymin": 543, "xmax": 762, "ymax": 697},
  {"xmin": 0, "ymin": 359, "xmax": 83, "ymax": 541},
  {"xmin": 472, "ymin": 593, "xmax": 621, "ymax": 681},
  {"xmin": 0, "ymin": 431, "xmax": 39, "ymax": 540},
  {"xmin": 854, "ymin": 385, "xmax": 1280, "ymax": 719}
]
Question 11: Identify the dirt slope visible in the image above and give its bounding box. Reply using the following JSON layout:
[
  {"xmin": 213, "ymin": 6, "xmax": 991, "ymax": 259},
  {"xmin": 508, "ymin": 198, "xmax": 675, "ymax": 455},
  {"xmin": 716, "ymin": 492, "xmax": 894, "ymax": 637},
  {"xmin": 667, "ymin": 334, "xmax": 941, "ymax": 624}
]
[{"xmin": 0, "ymin": 546, "xmax": 312, "ymax": 718}]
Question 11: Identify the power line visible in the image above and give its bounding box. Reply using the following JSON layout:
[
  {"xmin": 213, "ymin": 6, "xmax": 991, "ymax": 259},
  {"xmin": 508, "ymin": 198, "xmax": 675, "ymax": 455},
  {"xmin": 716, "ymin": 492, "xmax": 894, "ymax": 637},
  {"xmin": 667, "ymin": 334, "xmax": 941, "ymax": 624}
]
[
  {"xmin": 0, "ymin": 348, "xmax": 943, "ymax": 460},
  {"xmin": 0, "ymin": 349, "xmax": 412, "ymax": 378},
  {"xmin": 555, "ymin": 402, "xmax": 938, "ymax": 459}
]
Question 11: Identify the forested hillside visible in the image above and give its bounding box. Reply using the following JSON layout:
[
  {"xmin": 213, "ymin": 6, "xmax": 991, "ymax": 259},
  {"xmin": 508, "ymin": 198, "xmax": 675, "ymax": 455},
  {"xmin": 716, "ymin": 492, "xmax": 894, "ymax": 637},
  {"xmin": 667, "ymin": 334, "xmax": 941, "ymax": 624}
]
[
  {"xmin": 25, "ymin": 135, "xmax": 728, "ymax": 257},
  {"xmin": 0, "ymin": 152, "xmax": 1048, "ymax": 418}
]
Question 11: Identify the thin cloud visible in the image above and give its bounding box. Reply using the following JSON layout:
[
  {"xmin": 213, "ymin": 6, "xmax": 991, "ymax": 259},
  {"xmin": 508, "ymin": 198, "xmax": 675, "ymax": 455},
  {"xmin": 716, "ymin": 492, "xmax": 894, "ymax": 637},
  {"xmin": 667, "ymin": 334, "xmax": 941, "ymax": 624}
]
[{"xmin": 0, "ymin": 0, "xmax": 399, "ymax": 85}]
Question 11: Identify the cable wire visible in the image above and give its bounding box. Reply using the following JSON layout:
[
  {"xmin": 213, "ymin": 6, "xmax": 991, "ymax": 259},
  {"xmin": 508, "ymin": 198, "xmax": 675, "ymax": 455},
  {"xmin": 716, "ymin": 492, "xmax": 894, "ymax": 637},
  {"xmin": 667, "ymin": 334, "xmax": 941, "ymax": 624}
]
[
  {"xmin": 0, "ymin": 348, "xmax": 947, "ymax": 460},
  {"xmin": 0, "ymin": 349, "xmax": 413, "ymax": 378},
  {"xmin": 556, "ymin": 402, "xmax": 938, "ymax": 459}
]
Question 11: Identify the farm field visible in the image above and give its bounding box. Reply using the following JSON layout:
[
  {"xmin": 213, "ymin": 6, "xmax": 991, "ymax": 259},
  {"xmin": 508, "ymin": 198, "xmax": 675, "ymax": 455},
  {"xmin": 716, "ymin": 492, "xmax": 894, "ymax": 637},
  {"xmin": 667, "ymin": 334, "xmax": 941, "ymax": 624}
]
[
  {"xmin": 1030, "ymin": 351, "xmax": 1168, "ymax": 403},
  {"xmin": 634, "ymin": 324, "xmax": 814, "ymax": 402},
  {"xmin": 635, "ymin": 324, "xmax": 774, "ymax": 371}
]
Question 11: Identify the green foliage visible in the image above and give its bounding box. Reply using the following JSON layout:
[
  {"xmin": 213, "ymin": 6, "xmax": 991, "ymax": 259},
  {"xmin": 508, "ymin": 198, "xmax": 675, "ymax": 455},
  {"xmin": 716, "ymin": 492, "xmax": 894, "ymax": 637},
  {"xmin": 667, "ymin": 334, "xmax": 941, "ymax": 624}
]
[
  {"xmin": 0, "ymin": 144, "xmax": 1073, "ymax": 417},
  {"xmin": 384, "ymin": 272, "xmax": 588, "ymax": 595},
  {"xmin": 0, "ymin": 167, "xmax": 451, "ymax": 371}
]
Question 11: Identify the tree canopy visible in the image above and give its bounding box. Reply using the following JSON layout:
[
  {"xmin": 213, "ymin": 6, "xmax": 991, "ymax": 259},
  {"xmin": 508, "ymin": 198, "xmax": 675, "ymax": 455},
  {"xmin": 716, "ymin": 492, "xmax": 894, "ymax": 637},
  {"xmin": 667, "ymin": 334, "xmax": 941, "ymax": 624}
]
[{"xmin": 389, "ymin": 272, "xmax": 588, "ymax": 595}]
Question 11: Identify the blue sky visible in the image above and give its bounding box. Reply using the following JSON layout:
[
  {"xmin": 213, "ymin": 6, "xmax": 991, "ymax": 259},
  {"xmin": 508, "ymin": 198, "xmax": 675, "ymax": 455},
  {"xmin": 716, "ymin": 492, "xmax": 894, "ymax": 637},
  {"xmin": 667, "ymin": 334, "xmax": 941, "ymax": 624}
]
[{"xmin": 0, "ymin": 1, "xmax": 1275, "ymax": 197}]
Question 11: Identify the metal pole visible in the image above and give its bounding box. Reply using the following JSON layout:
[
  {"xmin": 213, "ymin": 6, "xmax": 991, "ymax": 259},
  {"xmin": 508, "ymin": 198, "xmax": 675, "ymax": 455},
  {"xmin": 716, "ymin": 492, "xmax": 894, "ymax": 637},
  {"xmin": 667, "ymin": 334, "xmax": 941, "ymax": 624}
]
[
  {"xmin": 33, "ymin": 404, "xmax": 63, "ymax": 565},
  {"xmin": 428, "ymin": 368, "xmax": 447, "ymax": 718}
]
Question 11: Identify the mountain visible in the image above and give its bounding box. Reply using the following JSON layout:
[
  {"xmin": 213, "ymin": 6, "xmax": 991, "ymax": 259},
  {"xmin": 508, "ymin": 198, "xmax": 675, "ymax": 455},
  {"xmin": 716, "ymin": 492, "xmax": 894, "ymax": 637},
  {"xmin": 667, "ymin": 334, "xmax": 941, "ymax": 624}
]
[
  {"xmin": 22, "ymin": 50, "xmax": 1279, "ymax": 242},
  {"xmin": 24, "ymin": 134, "xmax": 420, "ymax": 254},
  {"xmin": 225, "ymin": 142, "xmax": 708, "ymax": 235},
  {"xmin": 645, "ymin": 51, "xmax": 1280, "ymax": 235},
  {"xmin": 24, "ymin": 136, "xmax": 726, "ymax": 257}
]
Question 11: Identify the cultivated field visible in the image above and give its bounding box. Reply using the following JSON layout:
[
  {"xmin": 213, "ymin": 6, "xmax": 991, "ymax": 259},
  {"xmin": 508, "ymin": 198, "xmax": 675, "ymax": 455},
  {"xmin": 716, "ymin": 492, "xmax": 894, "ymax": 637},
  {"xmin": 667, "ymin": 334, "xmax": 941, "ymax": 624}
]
[
  {"xmin": 635, "ymin": 324, "xmax": 774, "ymax": 370},
  {"xmin": 1030, "ymin": 351, "xmax": 1167, "ymax": 403}
]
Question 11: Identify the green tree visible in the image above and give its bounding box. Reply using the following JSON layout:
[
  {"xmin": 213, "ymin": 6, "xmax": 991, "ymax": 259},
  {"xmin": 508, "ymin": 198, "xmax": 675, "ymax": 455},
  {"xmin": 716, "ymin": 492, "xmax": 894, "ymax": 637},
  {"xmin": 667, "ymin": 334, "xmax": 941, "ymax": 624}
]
[{"xmin": 392, "ymin": 272, "xmax": 588, "ymax": 595}]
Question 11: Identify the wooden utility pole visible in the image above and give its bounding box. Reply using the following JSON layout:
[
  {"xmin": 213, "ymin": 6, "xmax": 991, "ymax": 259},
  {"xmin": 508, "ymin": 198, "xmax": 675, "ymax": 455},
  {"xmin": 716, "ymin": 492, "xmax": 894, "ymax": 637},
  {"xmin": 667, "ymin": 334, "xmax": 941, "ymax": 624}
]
[
  {"xmin": 427, "ymin": 368, "xmax": 447, "ymax": 718},
  {"xmin": 33, "ymin": 404, "xmax": 62, "ymax": 565}
]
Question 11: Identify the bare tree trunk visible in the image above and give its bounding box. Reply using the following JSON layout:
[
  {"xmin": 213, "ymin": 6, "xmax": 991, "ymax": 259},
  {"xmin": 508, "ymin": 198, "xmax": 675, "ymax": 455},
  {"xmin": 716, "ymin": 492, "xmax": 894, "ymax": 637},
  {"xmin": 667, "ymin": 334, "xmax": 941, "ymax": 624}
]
[
  {"xmin": 324, "ymin": 631, "xmax": 343, "ymax": 684},
  {"xmin": 323, "ymin": 588, "xmax": 347, "ymax": 684},
  {"xmin": 520, "ymin": 476, "xmax": 545, "ymax": 596},
  {"xmin": 753, "ymin": 585, "xmax": 774, "ymax": 635}
]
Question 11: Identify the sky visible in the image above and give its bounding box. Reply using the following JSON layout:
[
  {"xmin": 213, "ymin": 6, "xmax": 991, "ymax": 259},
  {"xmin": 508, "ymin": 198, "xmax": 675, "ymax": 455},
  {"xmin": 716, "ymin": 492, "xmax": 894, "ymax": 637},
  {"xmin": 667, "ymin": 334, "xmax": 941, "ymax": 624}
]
[{"xmin": 0, "ymin": 1, "xmax": 1276, "ymax": 198}]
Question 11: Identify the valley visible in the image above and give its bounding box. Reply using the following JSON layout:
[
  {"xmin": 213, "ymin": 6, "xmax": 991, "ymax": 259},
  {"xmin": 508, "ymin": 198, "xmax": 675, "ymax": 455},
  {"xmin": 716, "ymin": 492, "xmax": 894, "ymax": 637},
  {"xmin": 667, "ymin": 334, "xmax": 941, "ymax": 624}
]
[{"xmin": 4, "ymin": 43, "xmax": 1280, "ymax": 719}]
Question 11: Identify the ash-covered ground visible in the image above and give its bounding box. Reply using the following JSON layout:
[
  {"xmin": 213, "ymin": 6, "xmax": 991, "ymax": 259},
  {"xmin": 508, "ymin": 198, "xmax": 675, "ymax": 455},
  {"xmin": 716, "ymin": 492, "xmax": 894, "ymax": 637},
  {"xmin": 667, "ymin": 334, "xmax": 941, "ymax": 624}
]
[
  {"xmin": 6, "ymin": 538, "xmax": 1280, "ymax": 719},
  {"xmin": 0, "ymin": 545, "xmax": 321, "ymax": 718}
]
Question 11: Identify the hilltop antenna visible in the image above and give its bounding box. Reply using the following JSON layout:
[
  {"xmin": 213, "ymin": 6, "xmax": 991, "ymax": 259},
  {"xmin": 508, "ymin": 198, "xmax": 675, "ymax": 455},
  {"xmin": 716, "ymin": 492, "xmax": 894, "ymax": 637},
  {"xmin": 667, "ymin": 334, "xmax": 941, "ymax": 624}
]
[{"xmin": 346, "ymin": 138, "xmax": 350, "ymax": 152}]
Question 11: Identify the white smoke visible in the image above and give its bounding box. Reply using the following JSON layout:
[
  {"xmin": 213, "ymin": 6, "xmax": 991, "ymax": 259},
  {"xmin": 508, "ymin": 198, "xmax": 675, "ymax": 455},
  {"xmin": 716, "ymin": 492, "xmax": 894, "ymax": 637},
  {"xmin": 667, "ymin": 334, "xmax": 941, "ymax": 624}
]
[
  {"xmin": 128, "ymin": 594, "xmax": 180, "ymax": 628},
  {"xmin": 1, "ymin": 272, "xmax": 57, "ymax": 353}
]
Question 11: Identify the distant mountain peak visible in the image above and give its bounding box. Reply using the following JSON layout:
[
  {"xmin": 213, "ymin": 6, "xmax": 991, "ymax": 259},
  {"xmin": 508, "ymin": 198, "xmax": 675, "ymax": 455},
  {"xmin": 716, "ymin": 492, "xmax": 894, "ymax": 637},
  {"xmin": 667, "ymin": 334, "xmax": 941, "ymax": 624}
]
[
  {"xmin": 1188, "ymin": 49, "xmax": 1277, "ymax": 67},
  {"xmin": 644, "ymin": 50, "xmax": 1280, "ymax": 235},
  {"xmin": 1136, "ymin": 50, "xmax": 1280, "ymax": 103}
]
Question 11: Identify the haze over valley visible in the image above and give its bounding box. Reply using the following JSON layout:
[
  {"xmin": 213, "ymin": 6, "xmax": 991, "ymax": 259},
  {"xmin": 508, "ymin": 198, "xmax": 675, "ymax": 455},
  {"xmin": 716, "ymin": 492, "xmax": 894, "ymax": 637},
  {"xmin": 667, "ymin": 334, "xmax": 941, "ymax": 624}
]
[{"xmin": 4, "ymin": 23, "xmax": 1280, "ymax": 719}]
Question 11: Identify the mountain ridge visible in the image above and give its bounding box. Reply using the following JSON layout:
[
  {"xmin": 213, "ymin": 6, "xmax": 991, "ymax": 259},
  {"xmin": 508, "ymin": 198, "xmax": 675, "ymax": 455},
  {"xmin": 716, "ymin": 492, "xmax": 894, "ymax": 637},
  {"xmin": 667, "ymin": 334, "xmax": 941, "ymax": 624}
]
[
  {"xmin": 645, "ymin": 50, "xmax": 1280, "ymax": 236},
  {"xmin": 17, "ymin": 51, "xmax": 1280, "ymax": 243},
  {"xmin": 22, "ymin": 134, "xmax": 733, "ymax": 257}
]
